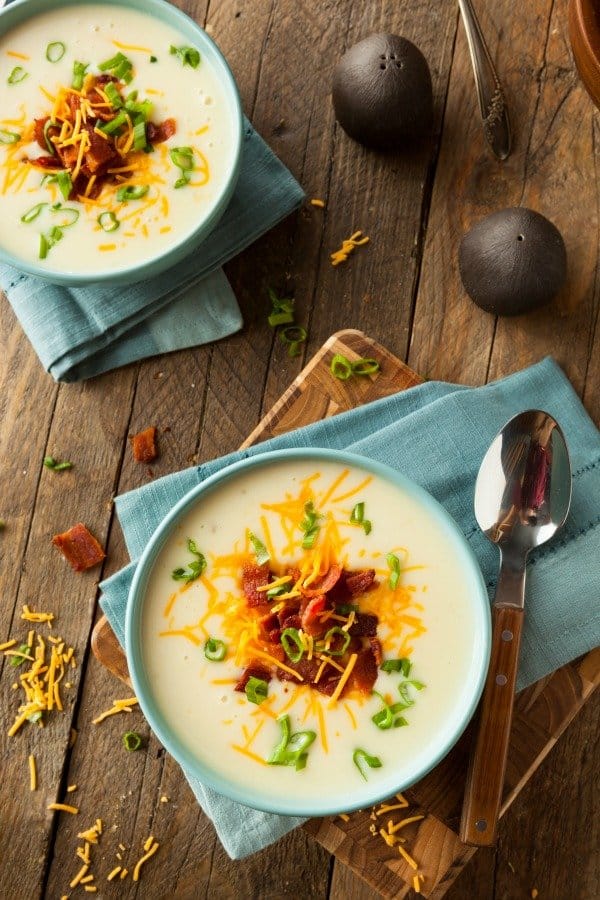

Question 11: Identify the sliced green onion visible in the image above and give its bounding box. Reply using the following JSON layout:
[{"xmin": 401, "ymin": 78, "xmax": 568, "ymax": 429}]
[
  {"xmin": 43, "ymin": 170, "xmax": 73, "ymax": 201},
  {"xmin": 300, "ymin": 499, "xmax": 321, "ymax": 549},
  {"xmin": 150, "ymin": 55, "xmax": 158, "ymax": 63},
  {"xmin": 28, "ymin": 710, "xmax": 43, "ymax": 723},
  {"xmin": 387, "ymin": 552, "xmax": 401, "ymax": 590},
  {"xmin": 397, "ymin": 679, "xmax": 425, "ymax": 707},
  {"xmin": 248, "ymin": 531, "xmax": 270, "ymax": 565},
  {"xmin": 98, "ymin": 211, "xmax": 120, "ymax": 233},
  {"xmin": 46, "ymin": 41, "xmax": 66, "ymax": 63},
  {"xmin": 353, "ymin": 748, "xmax": 382, "ymax": 780},
  {"xmin": 9, "ymin": 644, "xmax": 30, "ymax": 667},
  {"xmin": 380, "ymin": 657, "xmax": 411, "ymax": 676},
  {"xmin": 349, "ymin": 501, "xmax": 372, "ymax": 535},
  {"xmin": 99, "ymin": 110, "xmax": 128, "ymax": 135},
  {"xmin": 371, "ymin": 692, "xmax": 409, "ymax": 730},
  {"xmin": 170, "ymin": 146, "xmax": 194, "ymax": 189},
  {"xmin": 104, "ymin": 81, "xmax": 123, "ymax": 109},
  {"xmin": 132, "ymin": 120, "xmax": 147, "ymax": 151},
  {"xmin": 21, "ymin": 203, "xmax": 47, "ymax": 224},
  {"xmin": 0, "ymin": 129, "xmax": 21, "ymax": 144},
  {"xmin": 8, "ymin": 66, "xmax": 28, "ymax": 85},
  {"xmin": 169, "ymin": 45, "xmax": 201, "ymax": 68},
  {"xmin": 43, "ymin": 456, "xmax": 73, "ymax": 471},
  {"xmin": 330, "ymin": 354, "xmax": 381, "ymax": 379},
  {"xmin": 126, "ymin": 99, "xmax": 153, "ymax": 120},
  {"xmin": 330, "ymin": 353, "xmax": 352, "ymax": 380},
  {"xmin": 52, "ymin": 206, "xmax": 79, "ymax": 227},
  {"xmin": 204, "ymin": 637, "xmax": 226, "ymax": 661},
  {"xmin": 280, "ymin": 628, "xmax": 304, "ymax": 664},
  {"xmin": 171, "ymin": 538, "xmax": 206, "ymax": 584},
  {"xmin": 336, "ymin": 603, "xmax": 358, "ymax": 615},
  {"xmin": 267, "ymin": 714, "xmax": 316, "ymax": 770},
  {"xmin": 352, "ymin": 358, "xmax": 380, "ymax": 376},
  {"xmin": 169, "ymin": 146, "xmax": 194, "ymax": 170},
  {"xmin": 116, "ymin": 184, "xmax": 149, "ymax": 202},
  {"xmin": 267, "ymin": 288, "xmax": 294, "ymax": 327},
  {"xmin": 43, "ymin": 119, "xmax": 59, "ymax": 154},
  {"xmin": 123, "ymin": 731, "xmax": 142, "ymax": 751},
  {"xmin": 38, "ymin": 228, "xmax": 62, "ymax": 261},
  {"xmin": 126, "ymin": 90, "xmax": 139, "ymax": 103},
  {"xmin": 266, "ymin": 583, "xmax": 288, "ymax": 599},
  {"xmin": 279, "ymin": 325, "xmax": 307, "ymax": 358},
  {"xmin": 321, "ymin": 626, "xmax": 351, "ymax": 657},
  {"xmin": 245, "ymin": 676, "xmax": 268, "ymax": 705},
  {"xmin": 72, "ymin": 60, "xmax": 89, "ymax": 90},
  {"xmin": 99, "ymin": 52, "xmax": 133, "ymax": 83}
]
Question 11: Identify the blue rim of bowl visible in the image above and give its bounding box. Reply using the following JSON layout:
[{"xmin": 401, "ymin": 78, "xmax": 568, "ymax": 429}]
[
  {"xmin": 126, "ymin": 447, "xmax": 491, "ymax": 816},
  {"xmin": 0, "ymin": 0, "xmax": 244, "ymax": 285}
]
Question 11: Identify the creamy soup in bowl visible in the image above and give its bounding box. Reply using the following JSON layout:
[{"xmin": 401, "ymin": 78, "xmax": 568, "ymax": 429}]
[
  {"xmin": 126, "ymin": 449, "xmax": 491, "ymax": 816},
  {"xmin": 0, "ymin": 0, "xmax": 242, "ymax": 283}
]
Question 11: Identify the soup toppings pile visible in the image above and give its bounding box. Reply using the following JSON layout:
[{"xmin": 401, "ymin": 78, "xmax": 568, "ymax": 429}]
[
  {"xmin": 235, "ymin": 560, "xmax": 381, "ymax": 703},
  {"xmin": 160, "ymin": 473, "xmax": 428, "ymax": 778}
]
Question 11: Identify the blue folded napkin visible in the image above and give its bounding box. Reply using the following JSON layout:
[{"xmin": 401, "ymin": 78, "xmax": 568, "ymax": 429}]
[
  {"xmin": 100, "ymin": 357, "xmax": 600, "ymax": 858},
  {"xmin": 0, "ymin": 121, "xmax": 304, "ymax": 381}
]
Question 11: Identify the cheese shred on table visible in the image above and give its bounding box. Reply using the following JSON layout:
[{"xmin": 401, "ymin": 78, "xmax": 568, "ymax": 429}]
[
  {"xmin": 28, "ymin": 754, "xmax": 37, "ymax": 791},
  {"xmin": 92, "ymin": 697, "xmax": 138, "ymax": 724},
  {"xmin": 132, "ymin": 836, "xmax": 160, "ymax": 882}
]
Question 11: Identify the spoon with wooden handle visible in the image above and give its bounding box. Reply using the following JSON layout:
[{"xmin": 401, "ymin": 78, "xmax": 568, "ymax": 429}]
[{"xmin": 460, "ymin": 410, "xmax": 571, "ymax": 845}]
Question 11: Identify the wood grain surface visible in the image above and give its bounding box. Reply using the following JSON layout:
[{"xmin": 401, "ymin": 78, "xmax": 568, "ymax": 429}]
[{"xmin": 0, "ymin": 0, "xmax": 599, "ymax": 898}]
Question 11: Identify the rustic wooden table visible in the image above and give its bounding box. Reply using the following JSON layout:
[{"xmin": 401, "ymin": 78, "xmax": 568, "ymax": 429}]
[{"xmin": 1, "ymin": 0, "xmax": 599, "ymax": 898}]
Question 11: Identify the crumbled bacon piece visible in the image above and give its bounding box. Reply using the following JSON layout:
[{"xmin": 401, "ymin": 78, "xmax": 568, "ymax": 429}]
[
  {"xmin": 146, "ymin": 118, "xmax": 177, "ymax": 144},
  {"xmin": 241, "ymin": 562, "xmax": 270, "ymax": 607},
  {"xmin": 52, "ymin": 522, "xmax": 105, "ymax": 572},
  {"xmin": 26, "ymin": 155, "xmax": 63, "ymax": 170},
  {"xmin": 234, "ymin": 662, "xmax": 272, "ymax": 693},
  {"xmin": 301, "ymin": 595, "xmax": 327, "ymax": 637},
  {"xmin": 348, "ymin": 612, "xmax": 378, "ymax": 637},
  {"xmin": 351, "ymin": 647, "xmax": 378, "ymax": 693},
  {"xmin": 129, "ymin": 426, "xmax": 158, "ymax": 463},
  {"xmin": 278, "ymin": 657, "xmax": 320, "ymax": 683},
  {"xmin": 315, "ymin": 673, "xmax": 343, "ymax": 697},
  {"xmin": 345, "ymin": 569, "xmax": 376, "ymax": 595},
  {"xmin": 278, "ymin": 610, "xmax": 301, "ymax": 631},
  {"xmin": 369, "ymin": 636, "xmax": 383, "ymax": 666},
  {"xmin": 302, "ymin": 564, "xmax": 343, "ymax": 598}
]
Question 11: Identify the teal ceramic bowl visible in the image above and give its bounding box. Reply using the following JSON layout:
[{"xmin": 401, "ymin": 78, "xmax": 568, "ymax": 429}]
[
  {"xmin": 0, "ymin": 0, "xmax": 243, "ymax": 285},
  {"xmin": 126, "ymin": 449, "xmax": 491, "ymax": 816}
]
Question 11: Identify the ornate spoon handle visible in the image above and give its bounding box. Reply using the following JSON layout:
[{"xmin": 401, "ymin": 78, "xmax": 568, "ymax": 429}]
[{"xmin": 458, "ymin": 0, "xmax": 511, "ymax": 160}]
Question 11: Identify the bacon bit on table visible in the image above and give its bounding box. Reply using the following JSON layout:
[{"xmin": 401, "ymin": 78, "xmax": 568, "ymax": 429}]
[
  {"xmin": 129, "ymin": 426, "xmax": 158, "ymax": 463},
  {"xmin": 52, "ymin": 522, "xmax": 106, "ymax": 572}
]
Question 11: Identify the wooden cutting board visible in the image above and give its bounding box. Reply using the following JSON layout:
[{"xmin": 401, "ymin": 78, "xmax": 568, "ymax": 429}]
[{"xmin": 91, "ymin": 329, "xmax": 600, "ymax": 899}]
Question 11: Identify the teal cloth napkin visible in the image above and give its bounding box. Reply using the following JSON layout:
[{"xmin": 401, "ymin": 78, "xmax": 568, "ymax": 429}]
[
  {"xmin": 100, "ymin": 357, "xmax": 600, "ymax": 858},
  {"xmin": 0, "ymin": 121, "xmax": 304, "ymax": 381}
]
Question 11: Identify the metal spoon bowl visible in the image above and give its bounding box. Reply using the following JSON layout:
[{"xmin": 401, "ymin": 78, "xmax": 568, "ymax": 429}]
[{"xmin": 460, "ymin": 409, "xmax": 571, "ymax": 846}]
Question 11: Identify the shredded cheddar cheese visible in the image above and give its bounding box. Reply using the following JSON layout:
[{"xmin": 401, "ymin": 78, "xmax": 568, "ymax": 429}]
[
  {"xmin": 330, "ymin": 230, "xmax": 369, "ymax": 266},
  {"xmin": 310, "ymin": 198, "xmax": 325, "ymax": 208},
  {"xmin": 49, "ymin": 802, "xmax": 79, "ymax": 815},
  {"xmin": 29, "ymin": 754, "xmax": 37, "ymax": 791},
  {"xmin": 132, "ymin": 837, "xmax": 160, "ymax": 882},
  {"xmin": 92, "ymin": 697, "xmax": 138, "ymax": 724}
]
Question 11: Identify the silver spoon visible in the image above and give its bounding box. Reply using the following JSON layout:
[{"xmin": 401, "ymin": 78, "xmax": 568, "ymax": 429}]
[
  {"xmin": 460, "ymin": 409, "xmax": 571, "ymax": 845},
  {"xmin": 458, "ymin": 0, "xmax": 512, "ymax": 159}
]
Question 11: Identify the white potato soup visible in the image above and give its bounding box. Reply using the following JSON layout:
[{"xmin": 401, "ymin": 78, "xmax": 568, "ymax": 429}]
[
  {"xmin": 0, "ymin": 4, "xmax": 236, "ymax": 273},
  {"xmin": 140, "ymin": 458, "xmax": 481, "ymax": 807}
]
